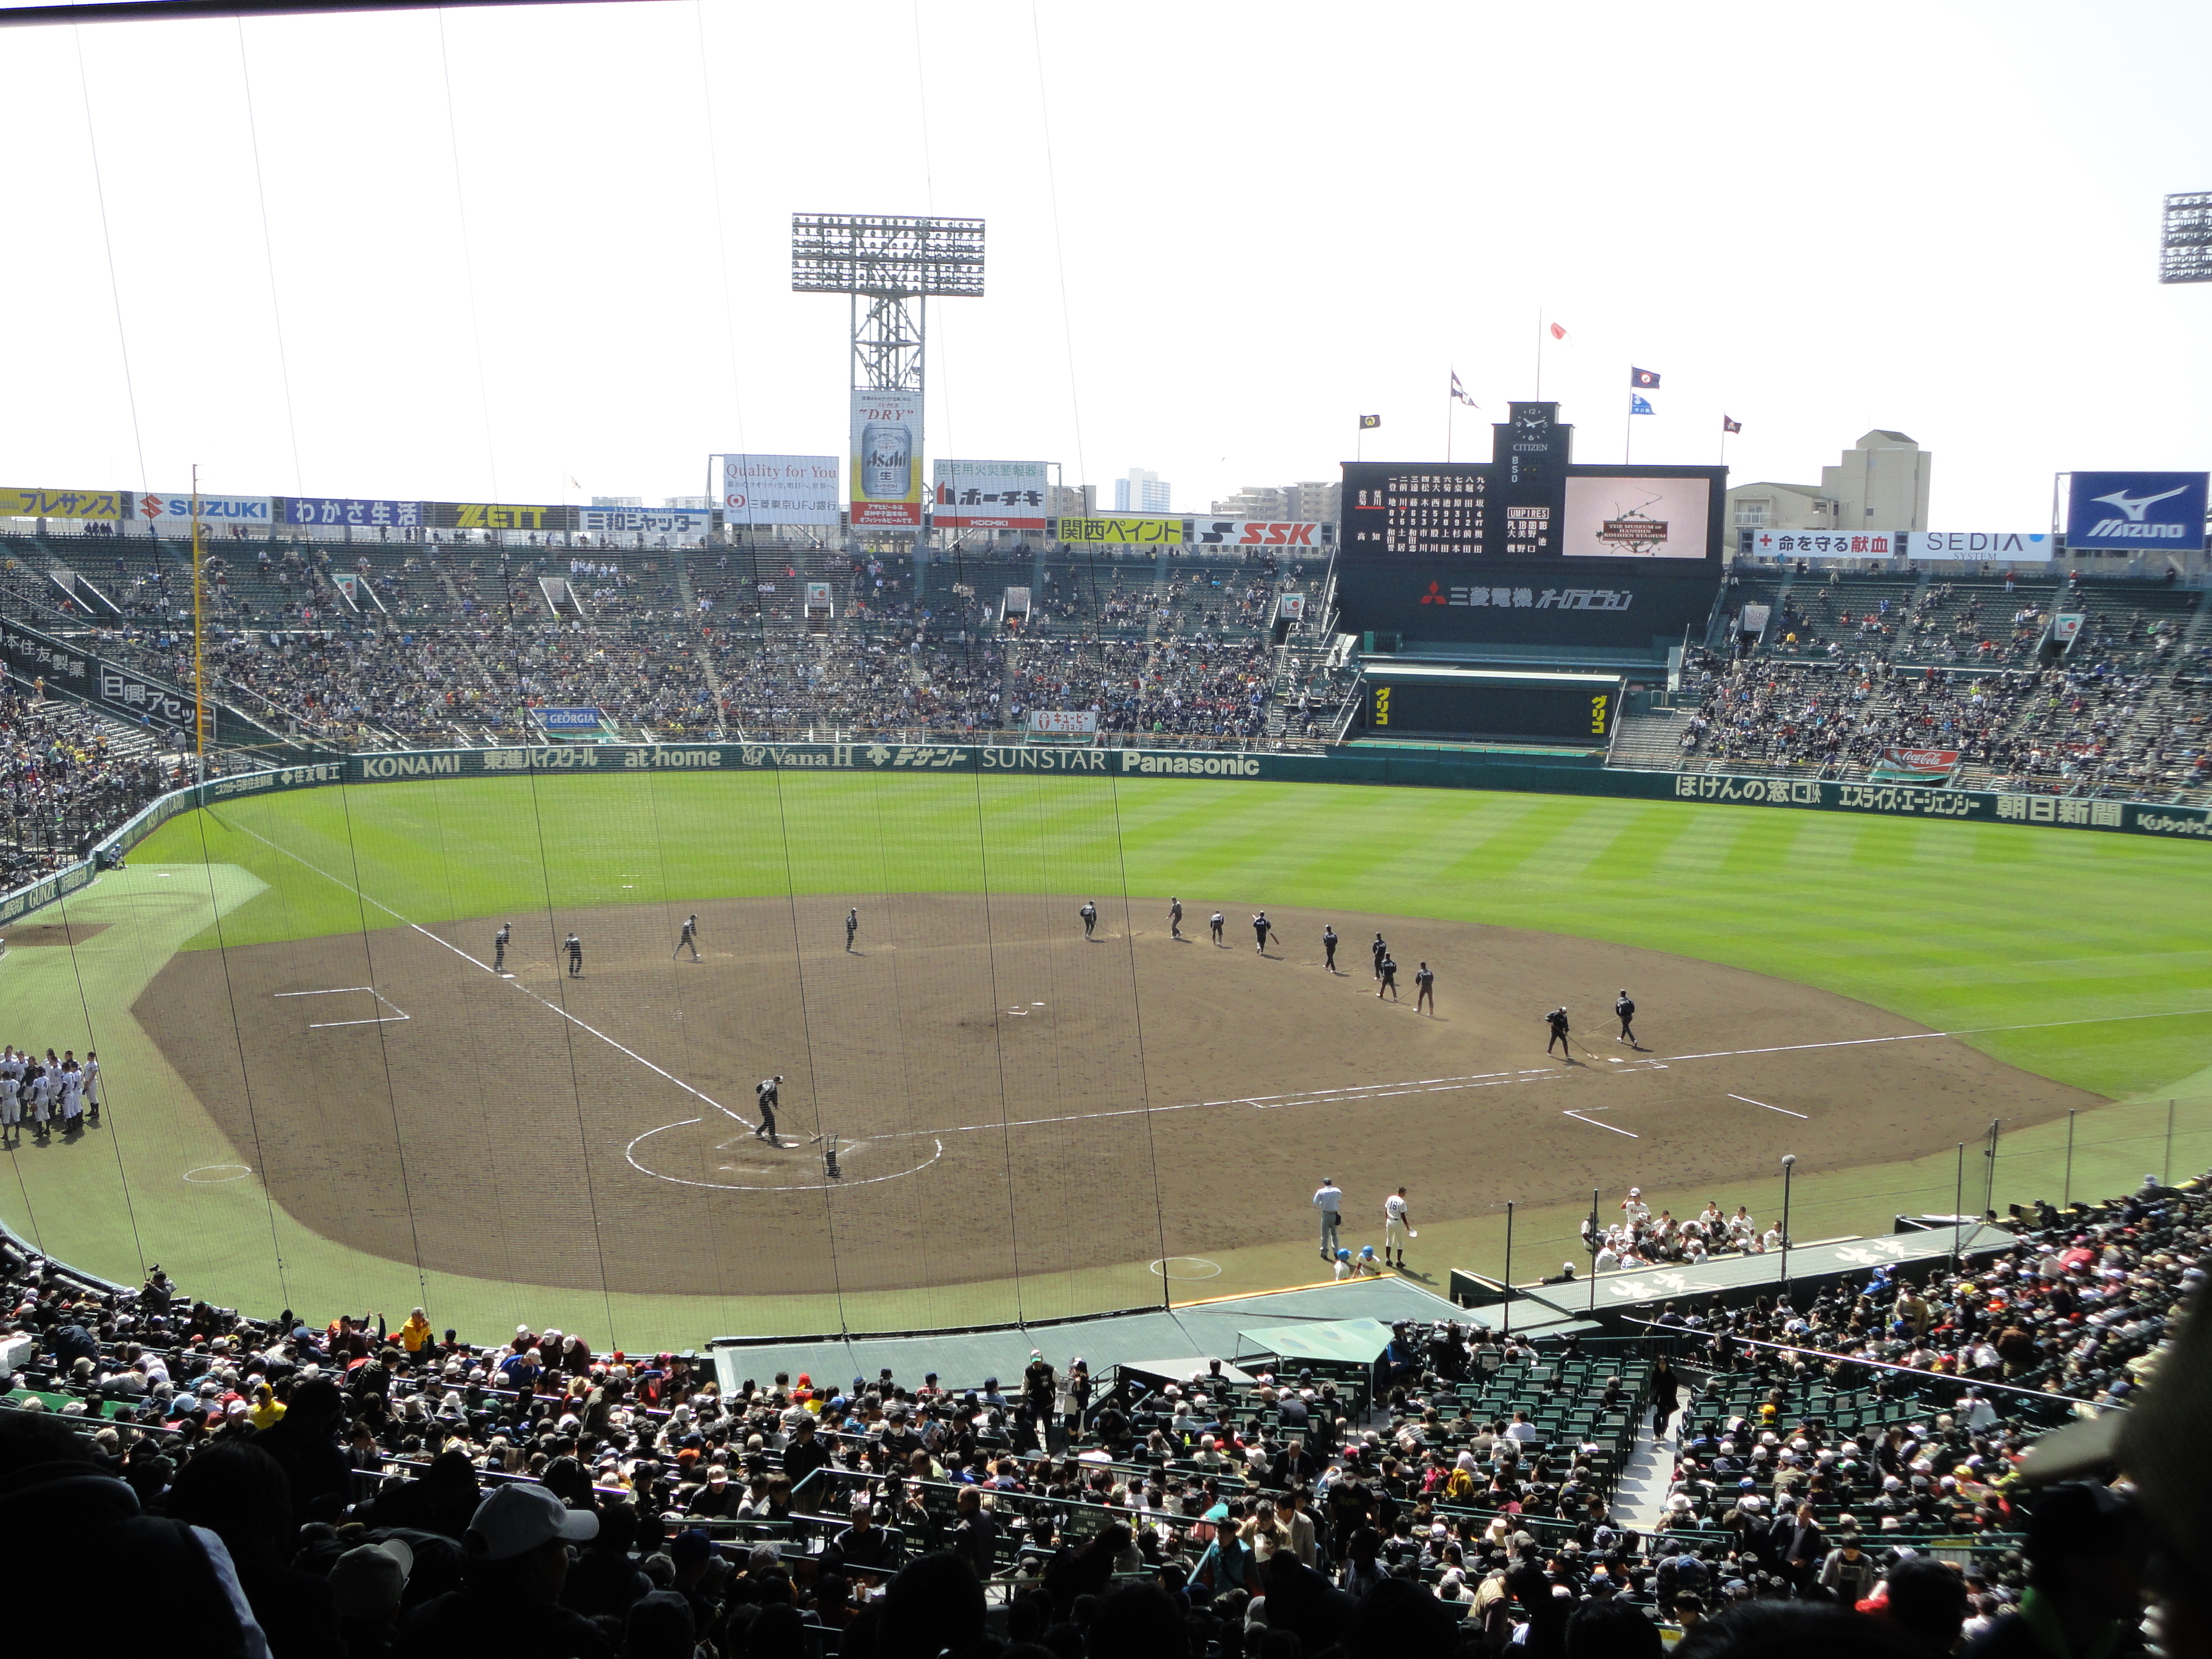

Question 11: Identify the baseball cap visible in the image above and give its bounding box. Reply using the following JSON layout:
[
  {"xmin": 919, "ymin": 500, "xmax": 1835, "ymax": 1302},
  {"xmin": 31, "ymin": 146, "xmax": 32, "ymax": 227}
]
[
  {"xmin": 464, "ymin": 1483, "xmax": 599, "ymax": 1560},
  {"xmin": 328, "ymin": 1539, "xmax": 413, "ymax": 1618}
]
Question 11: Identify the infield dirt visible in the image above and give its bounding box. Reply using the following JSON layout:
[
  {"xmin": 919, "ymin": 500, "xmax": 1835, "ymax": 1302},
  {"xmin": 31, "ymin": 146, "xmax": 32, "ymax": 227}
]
[{"xmin": 132, "ymin": 894, "xmax": 2098, "ymax": 1298}]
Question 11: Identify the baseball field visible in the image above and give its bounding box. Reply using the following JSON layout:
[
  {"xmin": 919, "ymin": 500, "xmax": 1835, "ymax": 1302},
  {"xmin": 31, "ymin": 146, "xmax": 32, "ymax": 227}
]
[{"xmin": 3, "ymin": 765, "xmax": 2210, "ymax": 1352}]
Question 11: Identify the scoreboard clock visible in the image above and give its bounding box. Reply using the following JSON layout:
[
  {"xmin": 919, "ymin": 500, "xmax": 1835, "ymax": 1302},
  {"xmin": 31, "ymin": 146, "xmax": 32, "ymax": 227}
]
[{"xmin": 1363, "ymin": 669, "xmax": 1620, "ymax": 743}]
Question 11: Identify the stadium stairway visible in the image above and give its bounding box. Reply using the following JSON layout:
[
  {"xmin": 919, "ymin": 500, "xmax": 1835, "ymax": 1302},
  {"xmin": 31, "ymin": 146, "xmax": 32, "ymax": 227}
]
[
  {"xmin": 1606, "ymin": 706, "xmax": 1687, "ymax": 771},
  {"xmin": 1607, "ymin": 1399, "xmax": 1685, "ymax": 1537}
]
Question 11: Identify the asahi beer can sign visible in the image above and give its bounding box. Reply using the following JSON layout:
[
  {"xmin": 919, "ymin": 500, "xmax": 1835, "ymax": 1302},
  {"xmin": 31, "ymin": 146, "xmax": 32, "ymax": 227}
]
[{"xmin": 850, "ymin": 389, "xmax": 923, "ymax": 527}]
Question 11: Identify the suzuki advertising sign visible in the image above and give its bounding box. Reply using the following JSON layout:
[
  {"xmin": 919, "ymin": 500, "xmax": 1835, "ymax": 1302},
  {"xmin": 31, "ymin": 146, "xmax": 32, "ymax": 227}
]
[
  {"xmin": 2062, "ymin": 471, "xmax": 2208, "ymax": 551},
  {"xmin": 135, "ymin": 492, "xmax": 273, "ymax": 528}
]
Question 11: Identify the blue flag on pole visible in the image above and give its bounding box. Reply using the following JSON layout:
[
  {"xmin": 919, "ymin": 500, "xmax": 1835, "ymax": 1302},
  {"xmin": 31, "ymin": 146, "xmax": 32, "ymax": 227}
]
[{"xmin": 1630, "ymin": 394, "xmax": 1654, "ymax": 415}]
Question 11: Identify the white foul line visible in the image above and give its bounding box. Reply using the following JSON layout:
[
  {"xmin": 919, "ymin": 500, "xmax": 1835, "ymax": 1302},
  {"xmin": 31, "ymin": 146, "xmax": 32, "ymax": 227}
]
[
  {"xmin": 275, "ymin": 986, "xmax": 373, "ymax": 997},
  {"xmin": 1729, "ymin": 1092, "xmax": 1808, "ymax": 1119},
  {"xmin": 224, "ymin": 817, "xmax": 759, "ymax": 1134},
  {"xmin": 1564, "ymin": 1109, "xmax": 1640, "ymax": 1138}
]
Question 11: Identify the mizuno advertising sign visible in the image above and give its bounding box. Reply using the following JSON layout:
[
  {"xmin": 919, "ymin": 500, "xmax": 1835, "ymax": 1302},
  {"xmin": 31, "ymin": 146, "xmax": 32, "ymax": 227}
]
[{"xmin": 2061, "ymin": 471, "xmax": 2208, "ymax": 552}]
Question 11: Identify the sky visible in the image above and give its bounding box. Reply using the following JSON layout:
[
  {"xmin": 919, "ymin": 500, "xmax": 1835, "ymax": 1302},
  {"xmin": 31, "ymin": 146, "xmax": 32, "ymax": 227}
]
[{"xmin": 1, "ymin": 0, "xmax": 2208, "ymax": 526}]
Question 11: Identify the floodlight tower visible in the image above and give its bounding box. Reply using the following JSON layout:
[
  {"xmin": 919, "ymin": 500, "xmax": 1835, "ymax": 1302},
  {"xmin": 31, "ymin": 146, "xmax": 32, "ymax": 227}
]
[
  {"xmin": 792, "ymin": 213, "xmax": 985, "ymax": 534},
  {"xmin": 2161, "ymin": 190, "xmax": 2212, "ymax": 284}
]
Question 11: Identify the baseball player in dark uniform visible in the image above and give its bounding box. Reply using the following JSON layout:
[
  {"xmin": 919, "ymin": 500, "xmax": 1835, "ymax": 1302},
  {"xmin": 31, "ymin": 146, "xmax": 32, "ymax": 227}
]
[
  {"xmin": 1377, "ymin": 953, "xmax": 1398, "ymax": 999},
  {"xmin": 1371, "ymin": 933, "xmax": 1388, "ymax": 980},
  {"xmin": 1415, "ymin": 961, "xmax": 1435, "ymax": 1015},
  {"xmin": 493, "ymin": 922, "xmax": 511, "ymax": 972},
  {"xmin": 1252, "ymin": 911, "xmax": 1273, "ymax": 954},
  {"xmin": 1546, "ymin": 1007, "xmax": 1572, "ymax": 1057},
  {"xmin": 846, "ymin": 908, "xmax": 859, "ymax": 951},
  {"xmin": 1322, "ymin": 925, "xmax": 1339, "ymax": 973},
  {"xmin": 755, "ymin": 1075, "xmax": 783, "ymax": 1142},
  {"xmin": 1168, "ymin": 898, "xmax": 1184, "ymax": 939},
  {"xmin": 674, "ymin": 914, "xmax": 700, "ymax": 961},
  {"xmin": 566, "ymin": 932, "xmax": 583, "ymax": 976},
  {"xmin": 1080, "ymin": 900, "xmax": 1098, "ymax": 939},
  {"xmin": 1210, "ymin": 911, "xmax": 1225, "ymax": 945},
  {"xmin": 1615, "ymin": 990, "xmax": 1637, "ymax": 1047}
]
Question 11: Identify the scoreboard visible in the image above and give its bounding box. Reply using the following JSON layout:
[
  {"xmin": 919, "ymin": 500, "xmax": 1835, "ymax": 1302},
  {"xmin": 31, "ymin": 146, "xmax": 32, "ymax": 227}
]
[
  {"xmin": 1335, "ymin": 403, "xmax": 1724, "ymax": 652},
  {"xmin": 1361, "ymin": 668, "xmax": 1621, "ymax": 743},
  {"xmin": 1341, "ymin": 403, "xmax": 1723, "ymax": 565}
]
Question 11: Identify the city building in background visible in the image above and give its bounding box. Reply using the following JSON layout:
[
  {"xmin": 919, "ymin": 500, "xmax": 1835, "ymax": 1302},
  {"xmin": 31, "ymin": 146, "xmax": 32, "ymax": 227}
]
[
  {"xmin": 1114, "ymin": 468, "xmax": 1171, "ymax": 512},
  {"xmin": 1212, "ymin": 485, "xmax": 1287, "ymax": 518},
  {"xmin": 1725, "ymin": 480, "xmax": 1842, "ymax": 534},
  {"xmin": 1822, "ymin": 430, "xmax": 1932, "ymax": 532},
  {"xmin": 1724, "ymin": 431, "xmax": 1932, "ymax": 537},
  {"xmin": 1048, "ymin": 482, "xmax": 1096, "ymax": 520},
  {"xmin": 1213, "ymin": 480, "xmax": 1339, "ymax": 524},
  {"xmin": 1286, "ymin": 481, "xmax": 1341, "ymax": 525}
]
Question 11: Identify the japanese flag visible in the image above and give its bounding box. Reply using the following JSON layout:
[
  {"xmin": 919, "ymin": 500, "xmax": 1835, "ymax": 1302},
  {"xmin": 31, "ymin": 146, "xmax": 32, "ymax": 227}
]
[{"xmin": 1549, "ymin": 323, "xmax": 1568, "ymax": 341}]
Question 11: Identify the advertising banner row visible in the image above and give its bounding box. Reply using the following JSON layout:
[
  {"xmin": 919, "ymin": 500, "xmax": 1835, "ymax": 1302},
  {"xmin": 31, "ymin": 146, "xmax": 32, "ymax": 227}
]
[
  {"xmin": 88, "ymin": 740, "xmax": 2212, "ymax": 845},
  {"xmin": 1, "ymin": 474, "xmax": 1337, "ymax": 553},
  {"xmin": 7, "ymin": 730, "xmax": 2207, "ymax": 934}
]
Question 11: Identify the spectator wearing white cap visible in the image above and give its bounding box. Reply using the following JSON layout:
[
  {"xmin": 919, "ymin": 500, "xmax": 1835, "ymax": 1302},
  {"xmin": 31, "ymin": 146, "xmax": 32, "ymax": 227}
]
[{"xmin": 401, "ymin": 1483, "xmax": 607, "ymax": 1655}]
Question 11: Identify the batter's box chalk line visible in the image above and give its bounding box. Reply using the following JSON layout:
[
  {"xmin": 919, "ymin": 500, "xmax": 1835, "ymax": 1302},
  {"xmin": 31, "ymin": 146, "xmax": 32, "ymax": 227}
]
[
  {"xmin": 625, "ymin": 1118, "xmax": 946, "ymax": 1194},
  {"xmin": 275, "ymin": 985, "xmax": 412, "ymax": 1030}
]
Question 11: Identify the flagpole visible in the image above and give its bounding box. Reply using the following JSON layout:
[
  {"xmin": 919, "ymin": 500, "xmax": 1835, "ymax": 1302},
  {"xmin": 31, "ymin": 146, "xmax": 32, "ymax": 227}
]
[
  {"xmin": 1625, "ymin": 394, "xmax": 1633, "ymax": 466},
  {"xmin": 1446, "ymin": 384, "xmax": 1453, "ymax": 463},
  {"xmin": 1535, "ymin": 310, "xmax": 1543, "ymax": 399}
]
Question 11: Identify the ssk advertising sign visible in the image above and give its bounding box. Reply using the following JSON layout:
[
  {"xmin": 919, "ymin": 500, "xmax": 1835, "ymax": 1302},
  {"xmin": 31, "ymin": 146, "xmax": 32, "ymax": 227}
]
[
  {"xmin": 2062, "ymin": 472, "xmax": 2208, "ymax": 552},
  {"xmin": 1188, "ymin": 519, "xmax": 1327, "ymax": 548}
]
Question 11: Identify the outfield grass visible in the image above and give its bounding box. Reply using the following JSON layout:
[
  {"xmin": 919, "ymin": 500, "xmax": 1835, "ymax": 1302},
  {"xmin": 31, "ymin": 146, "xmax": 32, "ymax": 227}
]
[{"xmin": 3, "ymin": 768, "xmax": 2208, "ymax": 1349}]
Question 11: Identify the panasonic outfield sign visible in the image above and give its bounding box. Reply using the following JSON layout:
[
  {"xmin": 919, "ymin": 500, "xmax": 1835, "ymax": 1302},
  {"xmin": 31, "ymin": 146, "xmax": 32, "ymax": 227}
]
[{"xmin": 2062, "ymin": 471, "xmax": 2208, "ymax": 551}]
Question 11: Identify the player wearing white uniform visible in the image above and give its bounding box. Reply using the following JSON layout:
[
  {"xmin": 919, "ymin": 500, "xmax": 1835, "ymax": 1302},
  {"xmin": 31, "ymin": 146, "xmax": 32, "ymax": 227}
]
[
  {"xmin": 83, "ymin": 1051, "xmax": 101, "ymax": 1122},
  {"xmin": 1383, "ymin": 1187, "xmax": 1413, "ymax": 1269},
  {"xmin": 0, "ymin": 1052, "xmax": 19, "ymax": 1145},
  {"xmin": 28, "ymin": 1069, "xmax": 53, "ymax": 1140},
  {"xmin": 59, "ymin": 1062, "xmax": 84, "ymax": 1132}
]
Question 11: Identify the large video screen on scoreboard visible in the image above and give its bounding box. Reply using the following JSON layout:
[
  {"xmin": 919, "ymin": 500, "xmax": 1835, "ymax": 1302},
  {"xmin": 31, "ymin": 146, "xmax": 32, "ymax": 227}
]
[{"xmin": 1560, "ymin": 475, "xmax": 1712, "ymax": 560}]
